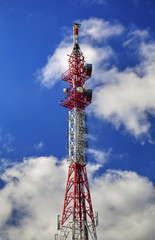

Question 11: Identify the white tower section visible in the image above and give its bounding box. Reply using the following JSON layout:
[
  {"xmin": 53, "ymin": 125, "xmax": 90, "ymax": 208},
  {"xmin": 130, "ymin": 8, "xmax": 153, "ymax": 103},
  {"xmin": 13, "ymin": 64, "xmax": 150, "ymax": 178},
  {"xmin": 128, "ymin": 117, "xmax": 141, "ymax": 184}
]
[{"xmin": 68, "ymin": 109, "xmax": 87, "ymax": 165}]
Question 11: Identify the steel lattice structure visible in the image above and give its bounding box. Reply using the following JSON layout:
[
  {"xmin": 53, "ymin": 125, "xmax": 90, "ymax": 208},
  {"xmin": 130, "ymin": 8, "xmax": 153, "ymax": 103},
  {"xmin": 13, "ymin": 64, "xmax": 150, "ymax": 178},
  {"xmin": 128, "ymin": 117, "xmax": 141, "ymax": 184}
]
[{"xmin": 55, "ymin": 23, "xmax": 98, "ymax": 240}]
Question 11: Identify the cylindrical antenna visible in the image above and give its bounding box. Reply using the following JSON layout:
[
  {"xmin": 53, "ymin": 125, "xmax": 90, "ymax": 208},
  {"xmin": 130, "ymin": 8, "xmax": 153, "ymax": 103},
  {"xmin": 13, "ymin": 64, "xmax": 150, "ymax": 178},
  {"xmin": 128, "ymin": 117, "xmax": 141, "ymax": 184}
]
[{"xmin": 73, "ymin": 23, "xmax": 81, "ymax": 45}]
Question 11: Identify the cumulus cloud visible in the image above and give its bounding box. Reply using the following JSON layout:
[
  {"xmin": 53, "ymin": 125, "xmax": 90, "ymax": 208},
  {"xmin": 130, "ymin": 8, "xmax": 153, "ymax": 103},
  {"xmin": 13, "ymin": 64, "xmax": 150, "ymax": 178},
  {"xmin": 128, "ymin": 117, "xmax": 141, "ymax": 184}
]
[
  {"xmin": 91, "ymin": 169, "xmax": 155, "ymax": 240},
  {"xmin": 0, "ymin": 156, "xmax": 67, "ymax": 240},
  {"xmin": 37, "ymin": 17, "xmax": 155, "ymax": 141},
  {"xmin": 0, "ymin": 156, "xmax": 155, "ymax": 240},
  {"xmin": 89, "ymin": 28, "xmax": 155, "ymax": 140},
  {"xmin": 37, "ymin": 42, "xmax": 72, "ymax": 88},
  {"xmin": 80, "ymin": 18, "xmax": 124, "ymax": 43},
  {"xmin": 91, "ymin": 41, "xmax": 155, "ymax": 139}
]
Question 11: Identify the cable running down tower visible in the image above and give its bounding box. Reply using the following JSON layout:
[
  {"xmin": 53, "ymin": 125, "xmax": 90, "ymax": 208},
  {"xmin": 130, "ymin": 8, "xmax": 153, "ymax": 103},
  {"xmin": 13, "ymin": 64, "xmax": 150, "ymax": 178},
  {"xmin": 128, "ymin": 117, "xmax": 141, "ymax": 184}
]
[{"xmin": 55, "ymin": 23, "xmax": 98, "ymax": 240}]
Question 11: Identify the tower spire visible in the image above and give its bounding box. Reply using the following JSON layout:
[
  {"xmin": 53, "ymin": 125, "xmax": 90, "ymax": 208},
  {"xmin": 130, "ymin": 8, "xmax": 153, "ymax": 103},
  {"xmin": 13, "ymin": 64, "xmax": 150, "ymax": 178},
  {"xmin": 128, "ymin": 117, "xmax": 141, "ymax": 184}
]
[
  {"xmin": 73, "ymin": 23, "xmax": 81, "ymax": 46},
  {"xmin": 55, "ymin": 23, "xmax": 98, "ymax": 240}
]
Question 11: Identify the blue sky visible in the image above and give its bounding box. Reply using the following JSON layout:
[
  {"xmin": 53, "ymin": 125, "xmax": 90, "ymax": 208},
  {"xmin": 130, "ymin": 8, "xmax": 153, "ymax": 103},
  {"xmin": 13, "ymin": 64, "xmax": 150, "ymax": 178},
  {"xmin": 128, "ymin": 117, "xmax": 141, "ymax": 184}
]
[{"xmin": 0, "ymin": 0, "xmax": 155, "ymax": 239}]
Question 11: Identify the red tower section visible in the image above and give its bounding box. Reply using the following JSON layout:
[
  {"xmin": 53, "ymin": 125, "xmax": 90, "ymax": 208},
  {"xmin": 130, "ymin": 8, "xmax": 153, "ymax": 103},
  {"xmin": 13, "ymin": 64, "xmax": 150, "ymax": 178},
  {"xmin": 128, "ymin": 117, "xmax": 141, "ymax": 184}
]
[
  {"xmin": 60, "ymin": 50, "xmax": 92, "ymax": 110},
  {"xmin": 55, "ymin": 23, "xmax": 98, "ymax": 240}
]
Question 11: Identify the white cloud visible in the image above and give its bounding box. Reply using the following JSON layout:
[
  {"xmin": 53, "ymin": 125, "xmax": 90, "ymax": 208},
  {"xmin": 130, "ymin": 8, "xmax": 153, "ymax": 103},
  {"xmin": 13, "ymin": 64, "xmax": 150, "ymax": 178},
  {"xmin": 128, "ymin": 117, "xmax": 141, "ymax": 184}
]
[
  {"xmin": 91, "ymin": 41, "xmax": 155, "ymax": 139},
  {"xmin": 91, "ymin": 170, "xmax": 155, "ymax": 240},
  {"xmin": 37, "ymin": 42, "xmax": 72, "ymax": 88},
  {"xmin": 123, "ymin": 28, "xmax": 150, "ymax": 47},
  {"xmin": 0, "ymin": 156, "xmax": 67, "ymax": 240},
  {"xmin": 0, "ymin": 156, "xmax": 155, "ymax": 240},
  {"xmin": 0, "ymin": 131, "xmax": 15, "ymax": 154},
  {"xmin": 86, "ymin": 134, "xmax": 97, "ymax": 141},
  {"xmin": 0, "ymin": 158, "xmax": 16, "ymax": 174},
  {"xmin": 132, "ymin": 29, "xmax": 149, "ymax": 39},
  {"xmin": 34, "ymin": 141, "xmax": 44, "ymax": 151},
  {"xmin": 88, "ymin": 148, "xmax": 111, "ymax": 164},
  {"xmin": 80, "ymin": 18, "xmax": 124, "ymax": 43}
]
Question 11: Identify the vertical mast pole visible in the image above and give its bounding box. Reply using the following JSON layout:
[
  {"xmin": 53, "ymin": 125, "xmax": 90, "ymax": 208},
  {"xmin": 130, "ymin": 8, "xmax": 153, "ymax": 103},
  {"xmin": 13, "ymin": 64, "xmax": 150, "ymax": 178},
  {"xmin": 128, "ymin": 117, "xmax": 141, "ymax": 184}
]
[{"xmin": 55, "ymin": 23, "xmax": 98, "ymax": 240}]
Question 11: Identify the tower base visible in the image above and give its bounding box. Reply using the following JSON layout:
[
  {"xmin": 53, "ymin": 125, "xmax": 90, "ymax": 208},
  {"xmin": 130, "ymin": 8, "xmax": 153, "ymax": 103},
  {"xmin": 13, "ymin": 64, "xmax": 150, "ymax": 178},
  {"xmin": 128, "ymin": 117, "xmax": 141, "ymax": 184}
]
[{"xmin": 55, "ymin": 163, "xmax": 98, "ymax": 240}]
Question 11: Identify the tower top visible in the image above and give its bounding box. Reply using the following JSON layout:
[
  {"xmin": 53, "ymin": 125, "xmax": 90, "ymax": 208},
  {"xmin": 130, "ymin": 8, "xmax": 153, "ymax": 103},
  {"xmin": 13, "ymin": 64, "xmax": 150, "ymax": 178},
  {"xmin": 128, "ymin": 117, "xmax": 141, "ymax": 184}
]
[{"xmin": 73, "ymin": 23, "xmax": 81, "ymax": 46}]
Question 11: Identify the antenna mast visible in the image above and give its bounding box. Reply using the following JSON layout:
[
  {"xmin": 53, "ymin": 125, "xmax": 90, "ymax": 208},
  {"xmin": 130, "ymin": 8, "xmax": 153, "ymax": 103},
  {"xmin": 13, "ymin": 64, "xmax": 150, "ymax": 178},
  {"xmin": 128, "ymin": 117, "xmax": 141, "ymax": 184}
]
[{"xmin": 55, "ymin": 23, "xmax": 98, "ymax": 240}]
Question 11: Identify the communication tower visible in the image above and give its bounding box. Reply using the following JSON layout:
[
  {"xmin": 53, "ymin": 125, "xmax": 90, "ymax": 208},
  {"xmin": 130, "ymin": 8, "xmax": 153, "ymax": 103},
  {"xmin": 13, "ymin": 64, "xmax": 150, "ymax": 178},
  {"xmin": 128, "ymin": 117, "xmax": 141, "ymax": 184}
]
[{"xmin": 55, "ymin": 23, "xmax": 98, "ymax": 240}]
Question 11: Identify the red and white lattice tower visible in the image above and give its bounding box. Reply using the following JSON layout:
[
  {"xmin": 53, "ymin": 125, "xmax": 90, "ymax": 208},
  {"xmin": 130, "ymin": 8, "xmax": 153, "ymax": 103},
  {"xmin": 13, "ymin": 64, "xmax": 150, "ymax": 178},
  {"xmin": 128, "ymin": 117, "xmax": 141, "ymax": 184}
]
[{"xmin": 55, "ymin": 23, "xmax": 98, "ymax": 240}]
